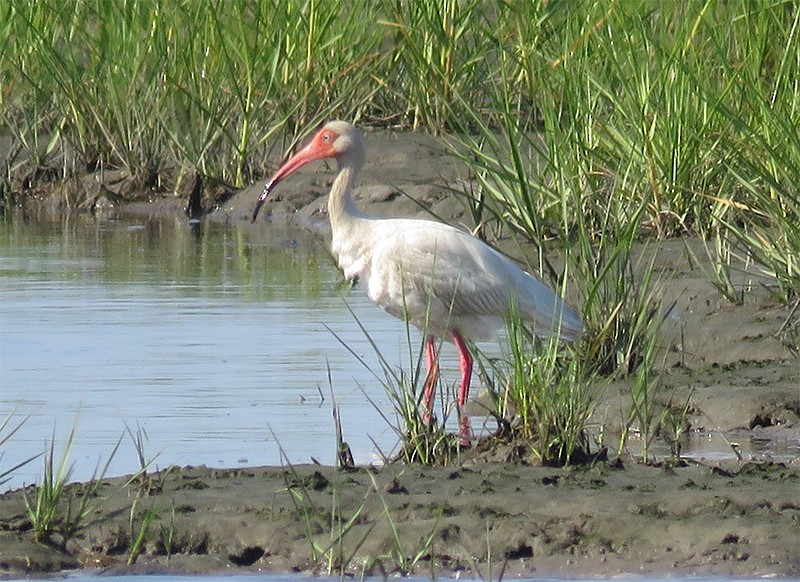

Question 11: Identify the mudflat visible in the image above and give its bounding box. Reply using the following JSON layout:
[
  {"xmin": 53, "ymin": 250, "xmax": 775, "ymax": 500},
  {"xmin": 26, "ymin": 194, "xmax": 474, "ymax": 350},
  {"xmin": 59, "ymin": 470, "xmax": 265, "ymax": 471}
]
[{"xmin": 0, "ymin": 460, "xmax": 798, "ymax": 577}]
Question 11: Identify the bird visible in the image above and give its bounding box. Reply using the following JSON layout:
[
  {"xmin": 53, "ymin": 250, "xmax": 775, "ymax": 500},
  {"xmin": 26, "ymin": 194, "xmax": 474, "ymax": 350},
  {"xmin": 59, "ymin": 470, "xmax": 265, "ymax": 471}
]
[{"xmin": 251, "ymin": 121, "xmax": 583, "ymax": 445}]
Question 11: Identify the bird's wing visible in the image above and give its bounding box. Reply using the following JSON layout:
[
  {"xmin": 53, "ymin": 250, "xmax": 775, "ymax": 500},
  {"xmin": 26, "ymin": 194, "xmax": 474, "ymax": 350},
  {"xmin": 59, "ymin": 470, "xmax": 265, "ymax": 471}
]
[
  {"xmin": 369, "ymin": 220, "xmax": 501, "ymax": 308},
  {"xmin": 369, "ymin": 220, "xmax": 581, "ymax": 338}
]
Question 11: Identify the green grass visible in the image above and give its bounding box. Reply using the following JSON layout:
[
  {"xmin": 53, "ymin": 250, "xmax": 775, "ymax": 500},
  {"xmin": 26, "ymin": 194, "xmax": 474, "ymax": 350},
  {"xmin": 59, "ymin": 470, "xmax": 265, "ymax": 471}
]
[
  {"xmin": 272, "ymin": 430, "xmax": 374, "ymax": 576},
  {"xmin": 3, "ymin": 0, "xmax": 798, "ymax": 463},
  {"xmin": 127, "ymin": 496, "xmax": 159, "ymax": 565},
  {"xmin": 3, "ymin": 1, "xmax": 794, "ymax": 220},
  {"xmin": 501, "ymin": 309, "xmax": 598, "ymax": 465},
  {"xmin": 22, "ymin": 425, "xmax": 121, "ymax": 547},
  {"xmin": 124, "ymin": 421, "xmax": 164, "ymax": 496},
  {"xmin": 329, "ymin": 304, "xmax": 462, "ymax": 466}
]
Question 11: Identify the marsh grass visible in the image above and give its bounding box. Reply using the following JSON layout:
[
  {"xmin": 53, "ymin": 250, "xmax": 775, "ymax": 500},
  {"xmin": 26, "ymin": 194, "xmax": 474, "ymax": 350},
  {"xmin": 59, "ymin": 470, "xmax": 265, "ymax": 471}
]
[
  {"xmin": 328, "ymin": 302, "xmax": 461, "ymax": 466},
  {"xmin": 379, "ymin": 0, "xmax": 493, "ymax": 131},
  {"xmin": 579, "ymin": 236, "xmax": 671, "ymax": 379},
  {"xmin": 718, "ymin": 167, "xmax": 800, "ymax": 303},
  {"xmin": 2, "ymin": 0, "xmax": 383, "ymax": 201},
  {"xmin": 618, "ymin": 370, "xmax": 696, "ymax": 465},
  {"xmin": 275, "ymin": 418, "xmax": 443, "ymax": 577},
  {"xmin": 124, "ymin": 421, "xmax": 164, "ymax": 496},
  {"xmin": 498, "ymin": 306, "xmax": 599, "ymax": 465},
  {"xmin": 272, "ymin": 430, "xmax": 373, "ymax": 576},
  {"xmin": 159, "ymin": 501, "xmax": 178, "ymax": 562},
  {"xmin": 3, "ymin": 1, "xmax": 797, "ymax": 225},
  {"xmin": 23, "ymin": 425, "xmax": 121, "ymax": 548},
  {"xmin": 695, "ymin": 226, "xmax": 744, "ymax": 305},
  {"xmin": 617, "ymin": 331, "xmax": 663, "ymax": 463},
  {"xmin": 23, "ymin": 426, "xmax": 77, "ymax": 544},
  {"xmin": 127, "ymin": 496, "xmax": 159, "ymax": 565},
  {"xmin": 659, "ymin": 389, "xmax": 695, "ymax": 464}
]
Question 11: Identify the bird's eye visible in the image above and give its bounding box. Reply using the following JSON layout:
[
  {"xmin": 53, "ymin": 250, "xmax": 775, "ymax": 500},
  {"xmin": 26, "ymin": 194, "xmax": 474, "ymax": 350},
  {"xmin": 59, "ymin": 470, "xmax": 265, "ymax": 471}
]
[{"xmin": 322, "ymin": 133, "xmax": 332, "ymax": 142}]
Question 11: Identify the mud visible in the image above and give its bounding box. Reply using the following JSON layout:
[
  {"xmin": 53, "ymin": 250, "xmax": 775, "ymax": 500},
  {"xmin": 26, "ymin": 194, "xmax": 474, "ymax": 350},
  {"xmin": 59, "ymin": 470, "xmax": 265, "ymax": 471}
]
[{"xmin": 1, "ymin": 460, "xmax": 798, "ymax": 578}]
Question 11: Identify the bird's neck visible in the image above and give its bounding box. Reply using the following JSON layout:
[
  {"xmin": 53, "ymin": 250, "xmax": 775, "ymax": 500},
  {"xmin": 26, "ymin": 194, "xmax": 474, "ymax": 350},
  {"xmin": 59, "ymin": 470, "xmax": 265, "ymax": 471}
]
[
  {"xmin": 328, "ymin": 155, "xmax": 374, "ymax": 282},
  {"xmin": 328, "ymin": 156, "xmax": 367, "ymax": 231}
]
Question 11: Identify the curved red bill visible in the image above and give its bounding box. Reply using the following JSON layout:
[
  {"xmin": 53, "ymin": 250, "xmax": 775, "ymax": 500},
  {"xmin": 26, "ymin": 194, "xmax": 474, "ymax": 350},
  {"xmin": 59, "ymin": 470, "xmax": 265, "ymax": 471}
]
[{"xmin": 250, "ymin": 128, "xmax": 339, "ymax": 222}]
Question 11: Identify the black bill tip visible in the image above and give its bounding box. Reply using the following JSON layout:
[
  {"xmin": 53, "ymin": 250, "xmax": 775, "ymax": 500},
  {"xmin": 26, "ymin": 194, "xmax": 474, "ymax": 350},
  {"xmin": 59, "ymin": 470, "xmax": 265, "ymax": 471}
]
[{"xmin": 250, "ymin": 182, "xmax": 273, "ymax": 223}]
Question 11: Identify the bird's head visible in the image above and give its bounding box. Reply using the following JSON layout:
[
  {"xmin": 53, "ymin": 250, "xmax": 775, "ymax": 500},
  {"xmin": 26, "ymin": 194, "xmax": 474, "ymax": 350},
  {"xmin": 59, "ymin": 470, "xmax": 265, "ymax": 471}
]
[{"xmin": 251, "ymin": 121, "xmax": 364, "ymax": 222}]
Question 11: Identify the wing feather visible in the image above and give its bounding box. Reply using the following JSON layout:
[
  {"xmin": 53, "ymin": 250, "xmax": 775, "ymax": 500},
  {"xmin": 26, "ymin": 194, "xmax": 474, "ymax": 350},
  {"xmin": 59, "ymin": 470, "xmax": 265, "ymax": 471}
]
[{"xmin": 366, "ymin": 219, "xmax": 582, "ymax": 340}]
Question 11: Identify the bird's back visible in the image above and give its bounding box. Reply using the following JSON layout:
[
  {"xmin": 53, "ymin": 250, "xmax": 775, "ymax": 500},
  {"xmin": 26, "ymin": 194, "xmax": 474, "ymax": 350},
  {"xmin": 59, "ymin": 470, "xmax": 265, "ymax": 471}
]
[{"xmin": 355, "ymin": 218, "xmax": 583, "ymax": 342}]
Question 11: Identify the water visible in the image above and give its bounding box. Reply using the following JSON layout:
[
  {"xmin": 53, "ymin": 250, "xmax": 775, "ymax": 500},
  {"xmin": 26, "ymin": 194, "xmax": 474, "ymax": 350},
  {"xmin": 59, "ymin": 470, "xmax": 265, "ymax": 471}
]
[
  {"xmin": 1, "ymin": 214, "xmax": 470, "ymax": 490},
  {"xmin": 1, "ymin": 214, "xmax": 796, "ymax": 493}
]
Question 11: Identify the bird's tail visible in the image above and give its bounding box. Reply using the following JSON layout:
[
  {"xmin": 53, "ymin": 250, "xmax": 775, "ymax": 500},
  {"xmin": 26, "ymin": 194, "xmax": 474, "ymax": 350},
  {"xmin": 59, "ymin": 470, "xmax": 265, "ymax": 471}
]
[{"xmin": 553, "ymin": 302, "xmax": 583, "ymax": 342}]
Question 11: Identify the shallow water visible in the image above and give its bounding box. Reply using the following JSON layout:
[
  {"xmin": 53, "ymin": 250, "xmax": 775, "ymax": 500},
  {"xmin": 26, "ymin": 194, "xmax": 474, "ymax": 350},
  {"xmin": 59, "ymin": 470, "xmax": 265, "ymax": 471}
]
[
  {"xmin": 1, "ymin": 214, "xmax": 795, "ymax": 493},
  {"xmin": 1, "ymin": 214, "xmax": 471, "ymax": 490}
]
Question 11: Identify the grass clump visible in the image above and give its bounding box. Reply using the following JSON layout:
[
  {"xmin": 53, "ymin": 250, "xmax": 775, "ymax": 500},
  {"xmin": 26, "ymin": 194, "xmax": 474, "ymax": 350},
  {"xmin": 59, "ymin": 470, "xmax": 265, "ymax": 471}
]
[
  {"xmin": 500, "ymin": 316, "xmax": 597, "ymax": 466},
  {"xmin": 126, "ymin": 496, "xmax": 160, "ymax": 565},
  {"xmin": 22, "ymin": 425, "xmax": 120, "ymax": 548},
  {"xmin": 329, "ymin": 307, "xmax": 462, "ymax": 467}
]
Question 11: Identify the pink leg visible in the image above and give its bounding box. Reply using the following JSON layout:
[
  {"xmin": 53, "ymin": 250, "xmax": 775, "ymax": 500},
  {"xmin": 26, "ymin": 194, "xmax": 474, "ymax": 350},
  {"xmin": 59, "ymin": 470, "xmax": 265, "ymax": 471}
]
[
  {"xmin": 422, "ymin": 335, "xmax": 439, "ymax": 424},
  {"xmin": 452, "ymin": 330, "xmax": 473, "ymax": 445}
]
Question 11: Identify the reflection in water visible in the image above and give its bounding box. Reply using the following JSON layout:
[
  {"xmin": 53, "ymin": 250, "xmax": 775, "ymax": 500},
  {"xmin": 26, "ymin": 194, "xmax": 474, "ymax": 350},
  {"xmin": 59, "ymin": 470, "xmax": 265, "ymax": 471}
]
[{"xmin": 1, "ymin": 214, "xmax": 462, "ymax": 489}]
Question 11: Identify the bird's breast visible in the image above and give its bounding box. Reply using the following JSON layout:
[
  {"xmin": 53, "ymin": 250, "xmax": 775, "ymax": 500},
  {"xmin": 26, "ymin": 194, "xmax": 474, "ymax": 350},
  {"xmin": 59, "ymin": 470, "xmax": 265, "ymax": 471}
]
[{"xmin": 331, "ymin": 232, "xmax": 371, "ymax": 283}]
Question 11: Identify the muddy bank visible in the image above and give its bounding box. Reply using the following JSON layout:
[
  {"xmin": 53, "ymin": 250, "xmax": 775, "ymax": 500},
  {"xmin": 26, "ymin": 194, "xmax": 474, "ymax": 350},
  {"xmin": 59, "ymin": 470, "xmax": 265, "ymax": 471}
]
[{"xmin": 1, "ymin": 460, "xmax": 798, "ymax": 578}]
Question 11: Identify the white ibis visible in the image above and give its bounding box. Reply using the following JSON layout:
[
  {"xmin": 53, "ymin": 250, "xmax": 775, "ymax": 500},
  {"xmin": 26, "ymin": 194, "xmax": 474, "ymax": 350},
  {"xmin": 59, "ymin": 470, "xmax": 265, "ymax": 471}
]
[{"xmin": 252, "ymin": 121, "xmax": 583, "ymax": 445}]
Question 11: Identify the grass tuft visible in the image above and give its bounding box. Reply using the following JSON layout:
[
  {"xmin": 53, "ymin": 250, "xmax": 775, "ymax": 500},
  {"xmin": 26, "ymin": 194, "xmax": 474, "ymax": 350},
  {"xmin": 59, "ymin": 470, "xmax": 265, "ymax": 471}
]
[{"xmin": 23, "ymin": 424, "xmax": 121, "ymax": 548}]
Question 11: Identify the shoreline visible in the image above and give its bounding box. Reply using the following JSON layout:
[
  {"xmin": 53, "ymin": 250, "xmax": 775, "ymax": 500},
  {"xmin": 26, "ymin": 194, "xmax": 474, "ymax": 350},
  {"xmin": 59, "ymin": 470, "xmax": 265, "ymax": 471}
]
[{"xmin": 1, "ymin": 459, "xmax": 799, "ymax": 578}]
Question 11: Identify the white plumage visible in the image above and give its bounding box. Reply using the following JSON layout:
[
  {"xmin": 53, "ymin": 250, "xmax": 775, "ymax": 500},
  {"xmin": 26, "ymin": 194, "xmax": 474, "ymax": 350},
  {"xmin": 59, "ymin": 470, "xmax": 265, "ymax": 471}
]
[{"xmin": 252, "ymin": 121, "xmax": 582, "ymax": 444}]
